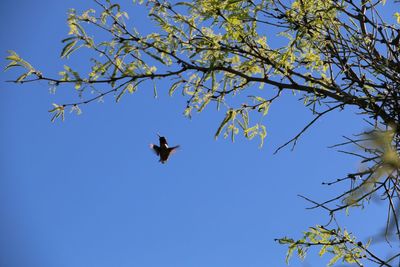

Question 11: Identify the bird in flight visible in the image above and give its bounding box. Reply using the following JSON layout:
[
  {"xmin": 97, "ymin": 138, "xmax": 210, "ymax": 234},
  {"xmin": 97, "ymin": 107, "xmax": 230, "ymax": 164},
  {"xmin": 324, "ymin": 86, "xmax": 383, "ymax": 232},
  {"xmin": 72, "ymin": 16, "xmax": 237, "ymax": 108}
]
[{"xmin": 150, "ymin": 134, "xmax": 180, "ymax": 164}]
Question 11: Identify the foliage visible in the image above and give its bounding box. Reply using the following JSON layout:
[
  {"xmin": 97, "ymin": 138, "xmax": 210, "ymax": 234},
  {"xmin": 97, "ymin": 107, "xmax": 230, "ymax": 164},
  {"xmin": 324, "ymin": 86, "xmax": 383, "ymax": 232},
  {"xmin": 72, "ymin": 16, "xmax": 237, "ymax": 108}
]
[
  {"xmin": 5, "ymin": 0, "xmax": 400, "ymax": 266},
  {"xmin": 277, "ymin": 225, "xmax": 369, "ymax": 266}
]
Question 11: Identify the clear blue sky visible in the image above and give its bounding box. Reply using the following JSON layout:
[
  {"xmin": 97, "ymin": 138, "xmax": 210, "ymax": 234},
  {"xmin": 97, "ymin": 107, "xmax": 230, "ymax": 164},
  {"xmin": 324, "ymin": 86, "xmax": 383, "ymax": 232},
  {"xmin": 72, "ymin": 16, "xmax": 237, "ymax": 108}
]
[{"xmin": 0, "ymin": 1, "xmax": 392, "ymax": 267}]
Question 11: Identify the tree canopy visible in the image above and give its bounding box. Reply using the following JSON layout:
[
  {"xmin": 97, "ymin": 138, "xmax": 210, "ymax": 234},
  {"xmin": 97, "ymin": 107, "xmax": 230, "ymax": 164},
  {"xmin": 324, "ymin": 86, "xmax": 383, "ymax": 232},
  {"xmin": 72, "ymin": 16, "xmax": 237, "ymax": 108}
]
[{"xmin": 6, "ymin": 0, "xmax": 400, "ymax": 266}]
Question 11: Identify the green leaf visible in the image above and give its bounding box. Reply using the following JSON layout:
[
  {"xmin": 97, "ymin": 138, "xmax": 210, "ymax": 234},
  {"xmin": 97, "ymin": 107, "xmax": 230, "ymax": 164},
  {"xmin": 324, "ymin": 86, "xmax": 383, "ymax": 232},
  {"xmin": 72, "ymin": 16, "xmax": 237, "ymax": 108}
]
[
  {"xmin": 6, "ymin": 50, "xmax": 20, "ymax": 61},
  {"xmin": 4, "ymin": 61, "xmax": 20, "ymax": 71},
  {"xmin": 215, "ymin": 109, "xmax": 235, "ymax": 139},
  {"xmin": 183, "ymin": 106, "xmax": 193, "ymax": 118},
  {"xmin": 259, "ymin": 124, "xmax": 267, "ymax": 147},
  {"xmin": 61, "ymin": 40, "xmax": 78, "ymax": 58},
  {"xmin": 74, "ymin": 81, "xmax": 82, "ymax": 90},
  {"xmin": 85, "ymin": 37, "xmax": 94, "ymax": 48},
  {"xmin": 70, "ymin": 105, "xmax": 82, "ymax": 115},
  {"xmin": 48, "ymin": 104, "xmax": 60, "ymax": 113},
  {"xmin": 126, "ymin": 83, "xmax": 137, "ymax": 94},
  {"xmin": 343, "ymin": 253, "xmax": 356, "ymax": 263},
  {"xmin": 49, "ymin": 103, "xmax": 65, "ymax": 123},
  {"xmin": 328, "ymin": 254, "xmax": 342, "ymax": 266},
  {"xmin": 5, "ymin": 50, "xmax": 34, "ymax": 71},
  {"xmin": 211, "ymin": 71, "xmax": 217, "ymax": 92},
  {"xmin": 175, "ymin": 2, "xmax": 194, "ymax": 8},
  {"xmin": 109, "ymin": 3, "xmax": 121, "ymax": 12},
  {"xmin": 286, "ymin": 244, "xmax": 296, "ymax": 264},
  {"xmin": 319, "ymin": 245, "xmax": 327, "ymax": 257},
  {"xmin": 72, "ymin": 22, "xmax": 86, "ymax": 36},
  {"xmin": 153, "ymin": 82, "xmax": 158, "ymax": 98},
  {"xmin": 148, "ymin": 52, "xmax": 166, "ymax": 64},
  {"xmin": 244, "ymin": 124, "xmax": 258, "ymax": 139},
  {"xmin": 16, "ymin": 72, "xmax": 29, "ymax": 82},
  {"xmin": 169, "ymin": 81, "xmax": 182, "ymax": 96},
  {"xmin": 100, "ymin": 11, "xmax": 108, "ymax": 24},
  {"xmin": 116, "ymin": 87, "xmax": 127, "ymax": 102},
  {"xmin": 51, "ymin": 112, "xmax": 59, "ymax": 123},
  {"xmin": 277, "ymin": 237, "xmax": 295, "ymax": 244},
  {"xmin": 61, "ymin": 36, "xmax": 78, "ymax": 43},
  {"xmin": 395, "ymin": 12, "xmax": 400, "ymax": 24},
  {"xmin": 257, "ymin": 101, "xmax": 270, "ymax": 116}
]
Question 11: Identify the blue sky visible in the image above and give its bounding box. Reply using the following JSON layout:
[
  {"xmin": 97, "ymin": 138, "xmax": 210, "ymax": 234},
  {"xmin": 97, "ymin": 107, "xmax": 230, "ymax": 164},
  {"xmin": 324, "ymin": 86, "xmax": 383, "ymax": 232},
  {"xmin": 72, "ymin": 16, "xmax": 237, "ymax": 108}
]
[{"xmin": 0, "ymin": 1, "xmax": 394, "ymax": 267}]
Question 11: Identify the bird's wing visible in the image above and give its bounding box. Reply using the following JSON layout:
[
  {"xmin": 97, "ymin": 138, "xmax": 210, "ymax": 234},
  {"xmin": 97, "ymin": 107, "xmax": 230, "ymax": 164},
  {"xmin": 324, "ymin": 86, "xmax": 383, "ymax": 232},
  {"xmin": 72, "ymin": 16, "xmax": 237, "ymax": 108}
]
[
  {"xmin": 168, "ymin": 145, "xmax": 180, "ymax": 155},
  {"xmin": 150, "ymin": 144, "xmax": 160, "ymax": 155}
]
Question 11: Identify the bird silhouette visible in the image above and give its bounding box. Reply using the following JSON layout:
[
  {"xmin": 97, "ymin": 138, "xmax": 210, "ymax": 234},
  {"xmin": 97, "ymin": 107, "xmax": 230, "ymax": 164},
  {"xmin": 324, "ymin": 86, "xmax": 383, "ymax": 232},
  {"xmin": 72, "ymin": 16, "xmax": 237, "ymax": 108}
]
[{"xmin": 150, "ymin": 134, "xmax": 179, "ymax": 164}]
